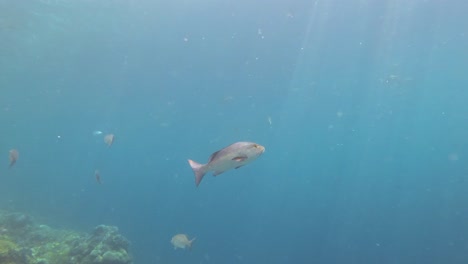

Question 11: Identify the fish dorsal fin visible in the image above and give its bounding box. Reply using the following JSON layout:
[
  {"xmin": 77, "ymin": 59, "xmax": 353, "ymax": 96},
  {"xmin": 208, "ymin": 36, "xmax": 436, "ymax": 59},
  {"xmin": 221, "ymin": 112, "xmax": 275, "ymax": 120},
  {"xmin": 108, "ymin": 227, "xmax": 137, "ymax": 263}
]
[
  {"xmin": 232, "ymin": 155, "xmax": 247, "ymax": 162},
  {"xmin": 208, "ymin": 150, "xmax": 221, "ymax": 162}
]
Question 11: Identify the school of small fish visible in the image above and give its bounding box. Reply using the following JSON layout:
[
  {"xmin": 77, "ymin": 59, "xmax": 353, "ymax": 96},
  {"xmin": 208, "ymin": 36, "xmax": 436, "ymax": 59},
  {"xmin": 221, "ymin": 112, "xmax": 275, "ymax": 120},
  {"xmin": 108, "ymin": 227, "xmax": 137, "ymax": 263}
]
[{"xmin": 5, "ymin": 130, "xmax": 265, "ymax": 252}]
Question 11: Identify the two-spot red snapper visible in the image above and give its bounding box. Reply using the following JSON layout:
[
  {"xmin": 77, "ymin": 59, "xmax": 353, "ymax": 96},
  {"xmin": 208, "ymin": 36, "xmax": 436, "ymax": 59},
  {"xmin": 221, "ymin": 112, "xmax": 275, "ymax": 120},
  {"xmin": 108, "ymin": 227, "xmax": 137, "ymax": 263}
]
[{"xmin": 188, "ymin": 142, "xmax": 265, "ymax": 187}]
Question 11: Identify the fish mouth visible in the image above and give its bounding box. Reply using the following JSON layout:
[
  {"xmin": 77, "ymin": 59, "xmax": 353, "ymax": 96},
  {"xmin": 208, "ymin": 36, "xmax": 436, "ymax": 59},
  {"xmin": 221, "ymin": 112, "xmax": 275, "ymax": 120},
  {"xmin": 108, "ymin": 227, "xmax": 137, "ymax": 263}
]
[
  {"xmin": 259, "ymin": 145, "xmax": 265, "ymax": 153},
  {"xmin": 252, "ymin": 143, "xmax": 265, "ymax": 154}
]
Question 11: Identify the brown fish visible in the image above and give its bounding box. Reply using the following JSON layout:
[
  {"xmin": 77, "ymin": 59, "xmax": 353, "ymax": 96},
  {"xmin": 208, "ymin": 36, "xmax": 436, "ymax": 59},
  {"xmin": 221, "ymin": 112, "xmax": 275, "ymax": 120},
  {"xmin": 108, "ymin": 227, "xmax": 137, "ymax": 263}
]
[
  {"xmin": 171, "ymin": 234, "xmax": 195, "ymax": 250},
  {"xmin": 8, "ymin": 149, "xmax": 19, "ymax": 168},
  {"xmin": 188, "ymin": 141, "xmax": 265, "ymax": 187},
  {"xmin": 95, "ymin": 169, "xmax": 101, "ymax": 184},
  {"xmin": 104, "ymin": 134, "xmax": 114, "ymax": 147}
]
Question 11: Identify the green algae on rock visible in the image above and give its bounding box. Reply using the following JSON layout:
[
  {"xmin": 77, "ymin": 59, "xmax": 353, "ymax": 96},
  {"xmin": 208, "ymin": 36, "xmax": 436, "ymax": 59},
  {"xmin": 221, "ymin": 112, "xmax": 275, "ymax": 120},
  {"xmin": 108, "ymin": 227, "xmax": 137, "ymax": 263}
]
[{"xmin": 0, "ymin": 239, "xmax": 24, "ymax": 264}]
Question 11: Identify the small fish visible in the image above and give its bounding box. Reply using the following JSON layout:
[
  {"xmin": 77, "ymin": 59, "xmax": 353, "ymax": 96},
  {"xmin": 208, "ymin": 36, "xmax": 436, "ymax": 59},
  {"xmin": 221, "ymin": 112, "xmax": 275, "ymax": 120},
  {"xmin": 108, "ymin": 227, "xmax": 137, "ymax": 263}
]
[
  {"xmin": 188, "ymin": 141, "xmax": 265, "ymax": 187},
  {"xmin": 95, "ymin": 170, "xmax": 101, "ymax": 184},
  {"xmin": 104, "ymin": 134, "xmax": 114, "ymax": 147},
  {"xmin": 171, "ymin": 234, "xmax": 195, "ymax": 250},
  {"xmin": 93, "ymin": 130, "xmax": 103, "ymax": 136},
  {"xmin": 8, "ymin": 149, "xmax": 19, "ymax": 168}
]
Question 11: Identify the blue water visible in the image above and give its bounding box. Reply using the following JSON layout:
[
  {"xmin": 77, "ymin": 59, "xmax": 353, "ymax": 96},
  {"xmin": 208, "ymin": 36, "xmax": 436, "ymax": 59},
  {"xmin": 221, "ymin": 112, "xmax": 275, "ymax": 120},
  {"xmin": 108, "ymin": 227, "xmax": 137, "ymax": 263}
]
[{"xmin": 1, "ymin": 0, "xmax": 468, "ymax": 263}]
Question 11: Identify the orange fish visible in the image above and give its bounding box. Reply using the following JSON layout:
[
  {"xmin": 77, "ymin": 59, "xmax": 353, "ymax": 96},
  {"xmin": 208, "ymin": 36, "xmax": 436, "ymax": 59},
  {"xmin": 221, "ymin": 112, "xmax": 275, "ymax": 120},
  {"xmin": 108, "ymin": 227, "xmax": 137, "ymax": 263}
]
[
  {"xmin": 8, "ymin": 149, "xmax": 18, "ymax": 168},
  {"xmin": 104, "ymin": 134, "xmax": 114, "ymax": 147},
  {"xmin": 95, "ymin": 169, "xmax": 102, "ymax": 184}
]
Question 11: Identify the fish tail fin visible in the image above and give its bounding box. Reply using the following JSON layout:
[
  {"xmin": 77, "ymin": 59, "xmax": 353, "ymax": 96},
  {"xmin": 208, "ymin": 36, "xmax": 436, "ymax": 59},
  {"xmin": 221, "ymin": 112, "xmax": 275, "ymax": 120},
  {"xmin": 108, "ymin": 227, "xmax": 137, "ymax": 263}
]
[
  {"xmin": 189, "ymin": 237, "xmax": 196, "ymax": 250},
  {"xmin": 188, "ymin": 160, "xmax": 206, "ymax": 187}
]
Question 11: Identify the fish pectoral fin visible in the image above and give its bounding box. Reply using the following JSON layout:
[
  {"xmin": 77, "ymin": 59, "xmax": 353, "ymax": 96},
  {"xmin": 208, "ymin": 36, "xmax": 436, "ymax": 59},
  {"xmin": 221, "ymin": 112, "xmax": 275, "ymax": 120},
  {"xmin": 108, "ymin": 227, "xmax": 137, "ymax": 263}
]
[
  {"xmin": 232, "ymin": 155, "xmax": 248, "ymax": 162},
  {"xmin": 235, "ymin": 165, "xmax": 244, "ymax": 169}
]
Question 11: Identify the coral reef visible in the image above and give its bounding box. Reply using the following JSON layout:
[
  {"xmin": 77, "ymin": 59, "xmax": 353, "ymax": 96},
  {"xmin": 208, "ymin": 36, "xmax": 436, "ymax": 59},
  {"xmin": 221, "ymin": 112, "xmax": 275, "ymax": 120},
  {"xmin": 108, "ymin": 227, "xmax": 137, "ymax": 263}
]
[
  {"xmin": 0, "ymin": 210, "xmax": 133, "ymax": 264},
  {"xmin": 68, "ymin": 225, "xmax": 132, "ymax": 264}
]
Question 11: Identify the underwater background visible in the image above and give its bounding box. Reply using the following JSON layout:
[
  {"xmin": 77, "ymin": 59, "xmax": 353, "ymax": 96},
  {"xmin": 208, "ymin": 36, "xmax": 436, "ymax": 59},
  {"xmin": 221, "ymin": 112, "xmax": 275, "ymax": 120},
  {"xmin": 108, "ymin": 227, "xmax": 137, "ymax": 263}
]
[{"xmin": 1, "ymin": 0, "xmax": 468, "ymax": 263}]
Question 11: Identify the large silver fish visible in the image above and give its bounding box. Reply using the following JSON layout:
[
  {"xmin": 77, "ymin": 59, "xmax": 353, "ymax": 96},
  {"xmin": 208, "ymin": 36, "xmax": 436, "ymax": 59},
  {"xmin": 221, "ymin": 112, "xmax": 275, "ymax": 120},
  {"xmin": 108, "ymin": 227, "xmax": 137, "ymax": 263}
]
[{"xmin": 188, "ymin": 141, "xmax": 265, "ymax": 187}]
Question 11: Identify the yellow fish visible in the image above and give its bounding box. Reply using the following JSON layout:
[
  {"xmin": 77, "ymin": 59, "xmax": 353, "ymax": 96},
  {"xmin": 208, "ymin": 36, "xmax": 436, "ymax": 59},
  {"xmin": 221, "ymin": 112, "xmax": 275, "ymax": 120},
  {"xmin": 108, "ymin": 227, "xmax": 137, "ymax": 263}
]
[{"xmin": 170, "ymin": 234, "xmax": 195, "ymax": 250}]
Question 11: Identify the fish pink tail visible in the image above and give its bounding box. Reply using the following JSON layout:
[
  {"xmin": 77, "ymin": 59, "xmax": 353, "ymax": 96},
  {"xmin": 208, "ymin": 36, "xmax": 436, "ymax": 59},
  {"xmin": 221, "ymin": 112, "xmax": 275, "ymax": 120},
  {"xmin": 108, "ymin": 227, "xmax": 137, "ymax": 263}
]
[{"xmin": 188, "ymin": 160, "xmax": 206, "ymax": 187}]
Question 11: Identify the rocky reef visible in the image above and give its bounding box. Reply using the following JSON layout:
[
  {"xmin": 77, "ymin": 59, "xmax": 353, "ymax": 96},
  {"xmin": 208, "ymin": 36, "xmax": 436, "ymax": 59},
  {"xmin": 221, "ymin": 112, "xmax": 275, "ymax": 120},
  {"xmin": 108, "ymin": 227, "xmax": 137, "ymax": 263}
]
[{"xmin": 0, "ymin": 210, "xmax": 133, "ymax": 264}]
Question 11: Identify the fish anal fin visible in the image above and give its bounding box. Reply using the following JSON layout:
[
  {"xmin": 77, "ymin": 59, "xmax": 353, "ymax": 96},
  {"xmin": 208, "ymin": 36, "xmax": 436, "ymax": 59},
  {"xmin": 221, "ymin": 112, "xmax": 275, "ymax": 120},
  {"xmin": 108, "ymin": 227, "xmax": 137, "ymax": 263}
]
[
  {"xmin": 232, "ymin": 155, "xmax": 247, "ymax": 162},
  {"xmin": 213, "ymin": 170, "xmax": 224, "ymax": 176}
]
